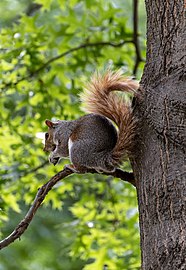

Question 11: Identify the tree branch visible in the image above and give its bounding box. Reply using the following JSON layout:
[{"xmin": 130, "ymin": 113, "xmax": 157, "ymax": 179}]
[
  {"xmin": 0, "ymin": 166, "xmax": 135, "ymax": 250},
  {"xmin": 34, "ymin": 40, "xmax": 131, "ymax": 74},
  {"xmin": 107, "ymin": 168, "xmax": 135, "ymax": 186},
  {"xmin": 133, "ymin": 0, "xmax": 143, "ymax": 75},
  {"xmin": 0, "ymin": 167, "xmax": 73, "ymax": 250},
  {"xmin": 3, "ymin": 40, "xmax": 132, "ymax": 90},
  {"xmin": 20, "ymin": 160, "xmax": 48, "ymax": 177}
]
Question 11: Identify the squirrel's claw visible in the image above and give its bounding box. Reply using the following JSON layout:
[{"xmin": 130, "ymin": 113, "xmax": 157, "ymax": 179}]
[
  {"xmin": 53, "ymin": 157, "xmax": 60, "ymax": 166},
  {"xmin": 65, "ymin": 164, "xmax": 78, "ymax": 173}
]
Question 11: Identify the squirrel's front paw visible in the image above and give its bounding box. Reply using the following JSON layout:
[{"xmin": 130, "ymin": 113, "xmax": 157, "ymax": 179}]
[
  {"xmin": 49, "ymin": 155, "xmax": 60, "ymax": 166},
  {"xmin": 65, "ymin": 164, "xmax": 78, "ymax": 173}
]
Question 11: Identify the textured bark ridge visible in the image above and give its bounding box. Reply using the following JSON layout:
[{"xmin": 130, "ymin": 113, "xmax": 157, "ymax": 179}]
[{"xmin": 132, "ymin": 1, "xmax": 186, "ymax": 269}]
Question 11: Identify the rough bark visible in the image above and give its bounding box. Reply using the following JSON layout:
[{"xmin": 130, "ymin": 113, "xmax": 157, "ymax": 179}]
[{"xmin": 132, "ymin": 1, "xmax": 186, "ymax": 269}]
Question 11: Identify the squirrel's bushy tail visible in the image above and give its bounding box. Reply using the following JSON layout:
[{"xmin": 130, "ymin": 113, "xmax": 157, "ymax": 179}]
[{"xmin": 81, "ymin": 69, "xmax": 139, "ymax": 165}]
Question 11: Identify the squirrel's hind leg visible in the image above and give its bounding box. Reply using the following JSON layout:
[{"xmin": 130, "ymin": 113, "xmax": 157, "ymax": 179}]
[
  {"xmin": 95, "ymin": 164, "xmax": 115, "ymax": 174},
  {"xmin": 65, "ymin": 164, "xmax": 78, "ymax": 173},
  {"xmin": 94, "ymin": 154, "xmax": 116, "ymax": 173},
  {"xmin": 69, "ymin": 140, "xmax": 116, "ymax": 174},
  {"xmin": 65, "ymin": 163, "xmax": 89, "ymax": 173}
]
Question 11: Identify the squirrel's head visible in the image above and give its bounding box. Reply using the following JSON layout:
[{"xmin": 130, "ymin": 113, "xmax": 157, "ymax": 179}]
[{"xmin": 43, "ymin": 120, "xmax": 59, "ymax": 152}]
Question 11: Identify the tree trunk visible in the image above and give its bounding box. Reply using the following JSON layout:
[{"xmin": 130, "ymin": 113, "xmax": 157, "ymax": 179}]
[{"xmin": 132, "ymin": 1, "xmax": 186, "ymax": 269}]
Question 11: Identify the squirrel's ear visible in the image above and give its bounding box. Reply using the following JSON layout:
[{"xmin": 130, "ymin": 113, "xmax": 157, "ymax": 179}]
[{"xmin": 45, "ymin": 119, "xmax": 55, "ymax": 128}]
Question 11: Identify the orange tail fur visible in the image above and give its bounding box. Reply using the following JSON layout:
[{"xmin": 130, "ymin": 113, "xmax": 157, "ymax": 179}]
[{"xmin": 81, "ymin": 69, "xmax": 139, "ymax": 165}]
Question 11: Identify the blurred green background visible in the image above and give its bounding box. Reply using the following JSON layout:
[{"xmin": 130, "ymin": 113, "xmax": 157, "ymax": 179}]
[{"xmin": 0, "ymin": 0, "xmax": 146, "ymax": 269}]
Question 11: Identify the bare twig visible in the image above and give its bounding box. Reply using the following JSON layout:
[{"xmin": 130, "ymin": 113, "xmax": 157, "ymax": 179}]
[
  {"xmin": 0, "ymin": 167, "xmax": 73, "ymax": 250},
  {"xmin": 26, "ymin": 3, "xmax": 42, "ymax": 16},
  {"xmin": 34, "ymin": 40, "xmax": 131, "ymax": 74},
  {"xmin": 20, "ymin": 160, "xmax": 48, "ymax": 177},
  {"xmin": 0, "ymin": 166, "xmax": 135, "ymax": 250},
  {"xmin": 3, "ymin": 40, "xmax": 132, "ymax": 90},
  {"xmin": 133, "ymin": 0, "xmax": 143, "ymax": 75}
]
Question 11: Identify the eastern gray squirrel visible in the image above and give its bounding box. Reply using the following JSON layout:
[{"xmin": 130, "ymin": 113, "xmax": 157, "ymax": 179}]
[{"xmin": 43, "ymin": 70, "xmax": 139, "ymax": 173}]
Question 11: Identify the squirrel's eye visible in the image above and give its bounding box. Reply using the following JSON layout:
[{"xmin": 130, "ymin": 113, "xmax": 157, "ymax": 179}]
[{"xmin": 45, "ymin": 132, "xmax": 49, "ymax": 140}]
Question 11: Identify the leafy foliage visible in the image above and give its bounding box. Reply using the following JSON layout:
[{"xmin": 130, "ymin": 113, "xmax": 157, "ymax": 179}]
[{"xmin": 0, "ymin": 0, "xmax": 146, "ymax": 269}]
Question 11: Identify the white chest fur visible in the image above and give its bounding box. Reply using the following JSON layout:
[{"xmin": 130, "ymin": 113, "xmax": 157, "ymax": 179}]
[{"xmin": 68, "ymin": 138, "xmax": 73, "ymax": 158}]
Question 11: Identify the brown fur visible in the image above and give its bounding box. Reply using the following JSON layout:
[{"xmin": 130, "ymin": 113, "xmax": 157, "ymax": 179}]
[
  {"xmin": 70, "ymin": 124, "xmax": 84, "ymax": 141},
  {"xmin": 80, "ymin": 69, "xmax": 139, "ymax": 166}
]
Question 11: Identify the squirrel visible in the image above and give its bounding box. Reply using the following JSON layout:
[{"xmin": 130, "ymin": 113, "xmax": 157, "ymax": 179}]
[{"xmin": 43, "ymin": 69, "xmax": 139, "ymax": 173}]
